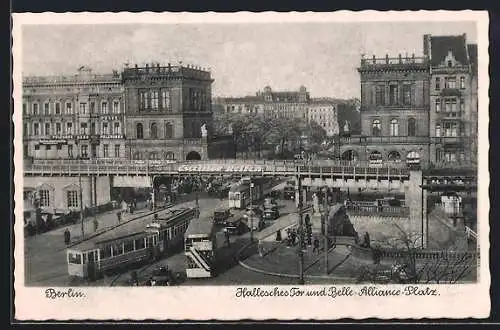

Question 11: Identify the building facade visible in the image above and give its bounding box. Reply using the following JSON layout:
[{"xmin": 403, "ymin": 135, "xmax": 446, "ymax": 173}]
[
  {"xmin": 122, "ymin": 63, "xmax": 214, "ymax": 161},
  {"xmin": 23, "ymin": 63, "xmax": 235, "ymax": 162},
  {"xmin": 340, "ymin": 34, "xmax": 478, "ymax": 167},
  {"xmin": 213, "ymin": 86, "xmax": 340, "ymax": 136},
  {"xmin": 22, "ymin": 67, "xmax": 125, "ymax": 160}
]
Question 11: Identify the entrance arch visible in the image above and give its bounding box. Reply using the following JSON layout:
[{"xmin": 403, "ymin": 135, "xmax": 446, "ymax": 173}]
[
  {"xmin": 387, "ymin": 150, "xmax": 402, "ymax": 163},
  {"xmin": 406, "ymin": 151, "xmax": 421, "ymax": 165},
  {"xmin": 341, "ymin": 150, "xmax": 359, "ymax": 161},
  {"xmin": 186, "ymin": 151, "xmax": 202, "ymax": 161}
]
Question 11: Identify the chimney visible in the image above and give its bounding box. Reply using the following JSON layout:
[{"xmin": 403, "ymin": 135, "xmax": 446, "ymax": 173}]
[{"xmin": 423, "ymin": 34, "xmax": 431, "ymax": 57}]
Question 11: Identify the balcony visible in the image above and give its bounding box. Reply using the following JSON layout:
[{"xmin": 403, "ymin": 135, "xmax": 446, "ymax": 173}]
[
  {"xmin": 439, "ymin": 110, "xmax": 463, "ymax": 119},
  {"xmin": 339, "ymin": 136, "xmax": 430, "ymax": 145},
  {"xmin": 440, "ymin": 88, "xmax": 463, "ymax": 97},
  {"xmin": 359, "ymin": 55, "xmax": 428, "ymax": 72}
]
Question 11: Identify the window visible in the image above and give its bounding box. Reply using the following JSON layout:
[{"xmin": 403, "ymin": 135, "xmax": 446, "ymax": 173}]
[
  {"xmin": 151, "ymin": 91, "xmax": 159, "ymax": 110},
  {"xmin": 57, "ymin": 144, "xmax": 62, "ymax": 150},
  {"xmin": 389, "ymin": 84, "xmax": 398, "ymax": 105},
  {"xmin": 23, "ymin": 103, "xmax": 27, "ymax": 115},
  {"xmin": 407, "ymin": 118, "xmax": 416, "ymax": 137},
  {"xmin": 139, "ymin": 91, "xmax": 146, "ymax": 109},
  {"xmin": 112, "ymin": 244, "xmax": 123, "ymax": 256},
  {"xmin": 90, "ymin": 122, "xmax": 96, "ymax": 134},
  {"xmin": 101, "ymin": 101, "xmax": 108, "ymax": 114},
  {"xmin": 445, "ymin": 77, "xmax": 456, "ymax": 89},
  {"xmin": 136, "ymin": 123, "xmax": 144, "ymax": 139},
  {"xmin": 447, "ymin": 61, "xmax": 453, "ymax": 68},
  {"xmin": 162, "ymin": 90, "xmax": 170, "ymax": 110},
  {"xmin": 33, "ymin": 123, "xmax": 39, "ymax": 136},
  {"xmin": 66, "ymin": 122, "xmax": 73, "ymax": 135},
  {"xmin": 375, "ymin": 85, "xmax": 385, "ymax": 105},
  {"xmin": 32, "ymin": 103, "xmax": 39, "ymax": 115},
  {"xmin": 460, "ymin": 76, "xmax": 466, "ymax": 89},
  {"xmin": 114, "ymin": 145, "xmax": 120, "ymax": 158},
  {"xmin": 435, "ymin": 124, "xmax": 441, "ymax": 137},
  {"xmin": 460, "ymin": 98, "xmax": 465, "ymax": 111},
  {"xmin": 390, "ymin": 119, "xmax": 399, "ymax": 136},
  {"xmin": 45, "ymin": 123, "xmax": 51, "ymax": 136},
  {"xmin": 372, "ymin": 119, "xmax": 381, "ymax": 136},
  {"xmin": 444, "ymin": 122, "xmax": 458, "ymax": 137},
  {"xmin": 91, "ymin": 144, "xmax": 97, "ymax": 158},
  {"xmin": 44, "ymin": 102, "xmax": 50, "ymax": 115},
  {"xmin": 79, "ymin": 102, "xmax": 87, "ymax": 114},
  {"xmin": 435, "ymin": 77, "xmax": 441, "ymax": 90},
  {"xmin": 165, "ymin": 122, "xmax": 173, "ymax": 138},
  {"xmin": 444, "ymin": 98, "xmax": 457, "ymax": 112},
  {"xmin": 150, "ymin": 123, "xmax": 158, "ymax": 138},
  {"xmin": 39, "ymin": 189, "xmax": 50, "ymax": 207},
  {"xmin": 102, "ymin": 122, "xmax": 109, "ymax": 135},
  {"xmin": 55, "ymin": 102, "xmax": 61, "ymax": 115},
  {"xmin": 23, "ymin": 123, "xmax": 28, "ymax": 137},
  {"xmin": 24, "ymin": 145, "xmax": 28, "ymax": 157},
  {"xmin": 113, "ymin": 122, "xmax": 120, "ymax": 135},
  {"xmin": 55, "ymin": 123, "xmax": 61, "ymax": 135},
  {"xmin": 90, "ymin": 102, "xmax": 95, "ymax": 113},
  {"xmin": 45, "ymin": 145, "xmax": 52, "ymax": 151},
  {"xmin": 113, "ymin": 101, "xmax": 119, "ymax": 113},
  {"xmin": 388, "ymin": 151, "xmax": 401, "ymax": 162},
  {"xmin": 80, "ymin": 123, "xmax": 88, "ymax": 135},
  {"xmin": 67, "ymin": 253, "xmax": 81, "ymax": 265},
  {"xmin": 81, "ymin": 145, "xmax": 88, "ymax": 158},
  {"xmin": 435, "ymin": 99, "xmax": 441, "ymax": 112},
  {"xmin": 68, "ymin": 145, "xmax": 73, "ymax": 158},
  {"xmin": 103, "ymin": 144, "xmax": 109, "ymax": 158},
  {"xmin": 165, "ymin": 151, "xmax": 175, "ymax": 160},
  {"xmin": 100, "ymin": 246, "xmax": 112, "ymax": 259},
  {"xmin": 34, "ymin": 145, "xmax": 40, "ymax": 150},
  {"xmin": 124, "ymin": 240, "xmax": 134, "ymax": 253},
  {"xmin": 65, "ymin": 102, "xmax": 72, "ymax": 114},
  {"xmin": 149, "ymin": 152, "xmax": 159, "ymax": 160},
  {"xmin": 67, "ymin": 190, "xmax": 79, "ymax": 208},
  {"xmin": 135, "ymin": 238, "xmax": 145, "ymax": 250},
  {"xmin": 402, "ymin": 84, "xmax": 411, "ymax": 105}
]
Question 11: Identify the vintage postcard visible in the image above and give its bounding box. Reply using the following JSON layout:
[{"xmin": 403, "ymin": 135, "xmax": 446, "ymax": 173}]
[{"xmin": 13, "ymin": 11, "xmax": 490, "ymax": 320}]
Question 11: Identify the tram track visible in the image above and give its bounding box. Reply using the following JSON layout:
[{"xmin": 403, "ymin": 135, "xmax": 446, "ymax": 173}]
[{"xmin": 109, "ymin": 261, "xmax": 157, "ymax": 287}]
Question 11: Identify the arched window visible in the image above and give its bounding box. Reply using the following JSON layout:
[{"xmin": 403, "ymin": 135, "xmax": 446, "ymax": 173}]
[
  {"xmin": 407, "ymin": 118, "xmax": 416, "ymax": 136},
  {"xmin": 149, "ymin": 152, "xmax": 159, "ymax": 160},
  {"xmin": 390, "ymin": 119, "xmax": 399, "ymax": 136},
  {"xmin": 165, "ymin": 151, "xmax": 175, "ymax": 160},
  {"xmin": 132, "ymin": 152, "xmax": 142, "ymax": 160},
  {"xmin": 150, "ymin": 122, "xmax": 158, "ymax": 139},
  {"xmin": 369, "ymin": 151, "xmax": 383, "ymax": 164},
  {"xmin": 136, "ymin": 123, "xmax": 143, "ymax": 139},
  {"xmin": 407, "ymin": 151, "xmax": 421, "ymax": 164},
  {"xmin": 388, "ymin": 151, "xmax": 401, "ymax": 162},
  {"xmin": 372, "ymin": 119, "xmax": 381, "ymax": 136},
  {"xmin": 165, "ymin": 122, "xmax": 173, "ymax": 138}
]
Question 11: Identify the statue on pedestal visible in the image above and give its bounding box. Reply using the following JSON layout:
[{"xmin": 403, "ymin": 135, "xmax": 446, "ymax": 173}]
[
  {"xmin": 312, "ymin": 193, "xmax": 320, "ymax": 214},
  {"xmin": 200, "ymin": 123, "xmax": 208, "ymax": 138}
]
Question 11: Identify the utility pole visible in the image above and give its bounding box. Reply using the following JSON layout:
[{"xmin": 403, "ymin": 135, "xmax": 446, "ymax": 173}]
[
  {"xmin": 297, "ymin": 172, "xmax": 305, "ymax": 285},
  {"xmin": 250, "ymin": 181, "xmax": 254, "ymax": 242},
  {"xmin": 79, "ymin": 169, "xmax": 84, "ymax": 238},
  {"xmin": 323, "ymin": 187, "xmax": 329, "ymax": 275}
]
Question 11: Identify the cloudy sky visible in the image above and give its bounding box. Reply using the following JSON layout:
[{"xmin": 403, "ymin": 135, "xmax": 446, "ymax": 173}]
[{"xmin": 21, "ymin": 21, "xmax": 477, "ymax": 99}]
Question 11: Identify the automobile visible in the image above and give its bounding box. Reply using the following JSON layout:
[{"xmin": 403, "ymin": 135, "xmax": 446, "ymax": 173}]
[
  {"xmin": 214, "ymin": 208, "xmax": 232, "ymax": 225},
  {"xmin": 149, "ymin": 266, "xmax": 174, "ymax": 286},
  {"xmin": 224, "ymin": 219, "xmax": 246, "ymax": 235},
  {"xmin": 283, "ymin": 186, "xmax": 295, "ymax": 200},
  {"xmin": 263, "ymin": 208, "xmax": 280, "ymax": 221}
]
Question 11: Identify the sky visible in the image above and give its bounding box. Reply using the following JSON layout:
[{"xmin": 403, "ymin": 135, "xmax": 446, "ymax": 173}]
[{"xmin": 21, "ymin": 22, "xmax": 477, "ymax": 99}]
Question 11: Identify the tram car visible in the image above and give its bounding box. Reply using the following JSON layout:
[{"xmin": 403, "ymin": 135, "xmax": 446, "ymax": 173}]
[
  {"xmin": 66, "ymin": 208, "xmax": 197, "ymax": 280},
  {"xmin": 228, "ymin": 178, "xmax": 277, "ymax": 209},
  {"xmin": 185, "ymin": 216, "xmax": 217, "ymax": 278}
]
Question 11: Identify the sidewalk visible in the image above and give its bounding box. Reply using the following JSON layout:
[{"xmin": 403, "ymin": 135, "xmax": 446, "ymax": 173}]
[{"xmin": 239, "ymin": 241, "xmax": 358, "ymax": 280}]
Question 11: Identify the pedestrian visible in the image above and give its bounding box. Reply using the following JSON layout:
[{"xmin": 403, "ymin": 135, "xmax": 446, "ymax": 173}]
[
  {"xmin": 116, "ymin": 210, "xmax": 122, "ymax": 224},
  {"xmin": 93, "ymin": 219, "xmax": 99, "ymax": 232},
  {"xmin": 64, "ymin": 228, "xmax": 70, "ymax": 245},
  {"xmin": 224, "ymin": 228, "xmax": 231, "ymax": 247},
  {"xmin": 313, "ymin": 238, "xmax": 320, "ymax": 254},
  {"xmin": 258, "ymin": 240, "xmax": 264, "ymax": 257}
]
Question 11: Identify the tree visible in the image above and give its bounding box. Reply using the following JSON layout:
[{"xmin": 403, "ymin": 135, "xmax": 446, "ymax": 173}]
[{"xmin": 355, "ymin": 224, "xmax": 477, "ymax": 284}]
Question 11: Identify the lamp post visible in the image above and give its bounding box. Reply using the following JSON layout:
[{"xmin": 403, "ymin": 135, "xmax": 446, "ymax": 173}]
[
  {"xmin": 297, "ymin": 173, "xmax": 305, "ymax": 285},
  {"xmin": 250, "ymin": 181, "xmax": 254, "ymax": 242},
  {"xmin": 322, "ymin": 187, "xmax": 329, "ymax": 275},
  {"xmin": 78, "ymin": 158, "xmax": 85, "ymax": 239}
]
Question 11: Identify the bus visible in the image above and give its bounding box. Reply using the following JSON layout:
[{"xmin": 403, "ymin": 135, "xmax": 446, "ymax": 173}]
[
  {"xmin": 184, "ymin": 217, "xmax": 217, "ymax": 278},
  {"xmin": 66, "ymin": 208, "xmax": 196, "ymax": 280}
]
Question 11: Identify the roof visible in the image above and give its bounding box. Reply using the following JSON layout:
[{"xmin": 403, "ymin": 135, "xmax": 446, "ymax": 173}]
[
  {"xmin": 256, "ymin": 213, "xmax": 299, "ymax": 241},
  {"xmin": 430, "ymin": 35, "xmax": 468, "ymax": 67},
  {"xmin": 185, "ymin": 216, "xmax": 214, "ymax": 237},
  {"xmin": 69, "ymin": 208, "xmax": 187, "ymax": 251},
  {"xmin": 467, "ymin": 44, "xmax": 478, "ymax": 73}
]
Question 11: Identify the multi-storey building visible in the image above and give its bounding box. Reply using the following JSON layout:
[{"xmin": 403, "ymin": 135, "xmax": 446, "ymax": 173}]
[
  {"xmin": 122, "ymin": 63, "xmax": 215, "ymax": 161},
  {"xmin": 23, "ymin": 63, "xmax": 235, "ymax": 162},
  {"xmin": 426, "ymin": 34, "xmax": 478, "ymax": 165},
  {"xmin": 340, "ymin": 34, "xmax": 477, "ymax": 167},
  {"xmin": 214, "ymin": 86, "xmax": 340, "ymax": 136},
  {"xmin": 22, "ymin": 66, "xmax": 125, "ymax": 160}
]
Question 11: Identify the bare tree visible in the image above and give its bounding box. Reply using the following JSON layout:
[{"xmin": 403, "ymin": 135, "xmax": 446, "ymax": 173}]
[{"xmin": 356, "ymin": 223, "xmax": 477, "ymax": 284}]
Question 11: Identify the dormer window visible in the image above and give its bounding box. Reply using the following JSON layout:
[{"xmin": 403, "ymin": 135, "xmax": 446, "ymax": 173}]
[{"xmin": 447, "ymin": 60, "xmax": 453, "ymax": 68}]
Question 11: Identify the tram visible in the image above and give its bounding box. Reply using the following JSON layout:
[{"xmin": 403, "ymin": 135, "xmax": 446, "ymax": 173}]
[
  {"xmin": 66, "ymin": 208, "xmax": 196, "ymax": 280},
  {"xmin": 184, "ymin": 216, "xmax": 217, "ymax": 278},
  {"xmin": 228, "ymin": 178, "xmax": 277, "ymax": 209}
]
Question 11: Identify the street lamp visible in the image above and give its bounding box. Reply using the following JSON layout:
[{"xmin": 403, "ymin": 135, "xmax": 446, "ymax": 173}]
[
  {"xmin": 250, "ymin": 181, "xmax": 254, "ymax": 242},
  {"xmin": 321, "ymin": 187, "xmax": 329, "ymax": 275}
]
